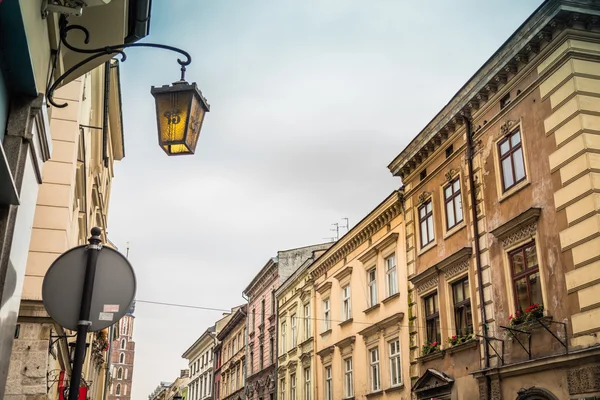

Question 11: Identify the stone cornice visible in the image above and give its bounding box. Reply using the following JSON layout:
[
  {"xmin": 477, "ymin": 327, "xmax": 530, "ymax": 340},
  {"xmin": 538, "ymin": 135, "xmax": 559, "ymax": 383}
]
[
  {"xmin": 310, "ymin": 191, "xmax": 403, "ymax": 280},
  {"xmin": 490, "ymin": 207, "xmax": 541, "ymax": 248},
  {"xmin": 334, "ymin": 336, "xmax": 356, "ymax": 349},
  {"xmin": 437, "ymin": 247, "xmax": 472, "ymax": 273},
  {"xmin": 244, "ymin": 258, "xmax": 278, "ymax": 298},
  {"xmin": 387, "ymin": 1, "xmax": 599, "ymax": 178},
  {"xmin": 333, "ymin": 266, "xmax": 353, "ymax": 282},
  {"xmin": 317, "ymin": 345, "xmax": 335, "ymax": 359},
  {"xmin": 358, "ymin": 312, "xmax": 404, "ymax": 337},
  {"xmin": 217, "ymin": 305, "xmax": 247, "ymax": 341},
  {"xmin": 315, "ymin": 282, "xmax": 332, "ymax": 295},
  {"xmin": 357, "ymin": 233, "xmax": 400, "ymax": 264}
]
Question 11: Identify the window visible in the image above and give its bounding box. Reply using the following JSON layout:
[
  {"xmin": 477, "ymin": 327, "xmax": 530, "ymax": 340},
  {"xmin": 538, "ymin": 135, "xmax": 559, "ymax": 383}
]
[
  {"xmin": 252, "ymin": 309, "xmax": 256, "ymax": 331},
  {"xmin": 271, "ymin": 291, "xmax": 276, "ymax": 316},
  {"xmin": 424, "ymin": 293, "xmax": 440, "ymax": 345},
  {"xmin": 323, "ymin": 299, "xmax": 331, "ymax": 331},
  {"xmin": 419, "ymin": 200, "xmax": 434, "ymax": 248},
  {"xmin": 281, "ymin": 322, "xmax": 287, "ymax": 353},
  {"xmin": 369, "ymin": 348, "xmax": 380, "ymax": 392},
  {"xmin": 290, "ymin": 373, "xmax": 297, "ymax": 400},
  {"xmin": 232, "ymin": 338, "xmax": 237, "ymax": 354},
  {"xmin": 121, "ymin": 339, "xmax": 126, "ymax": 349},
  {"xmin": 344, "ymin": 358, "xmax": 353, "ymax": 398},
  {"xmin": 280, "ymin": 378, "xmax": 286, "ymax": 400},
  {"xmin": 342, "ymin": 285, "xmax": 351, "ymax": 321},
  {"xmin": 499, "ymin": 129, "xmax": 526, "ymax": 191},
  {"xmin": 385, "ymin": 254, "xmax": 398, "ymax": 297},
  {"xmin": 304, "ymin": 367, "xmax": 311, "ymax": 400},
  {"xmin": 303, "ymin": 304, "xmax": 311, "ymax": 340},
  {"xmin": 250, "ymin": 350, "xmax": 254, "ymax": 375},
  {"xmin": 367, "ymin": 269, "xmax": 377, "ymax": 307},
  {"xmin": 500, "ymin": 92, "xmax": 511, "ymax": 109},
  {"xmin": 119, "ymin": 352, "xmax": 125, "ymax": 364},
  {"xmin": 445, "ymin": 144, "xmax": 454, "ymax": 158},
  {"xmin": 117, "ymin": 367, "xmax": 123, "ymax": 379},
  {"xmin": 291, "ymin": 314, "xmax": 297, "ymax": 346},
  {"xmin": 444, "ymin": 177, "xmax": 463, "ymax": 230},
  {"xmin": 259, "ymin": 344, "xmax": 264, "ymax": 370},
  {"xmin": 389, "ymin": 340, "xmax": 401, "ymax": 387},
  {"xmin": 420, "ymin": 169, "xmax": 427, "ymax": 181},
  {"xmin": 453, "ymin": 278, "xmax": 473, "ymax": 336},
  {"xmin": 510, "ymin": 242, "xmax": 542, "ymax": 312},
  {"xmin": 116, "ymin": 384, "xmax": 121, "ymax": 396},
  {"xmin": 324, "ymin": 366, "xmax": 332, "ymax": 400},
  {"xmin": 270, "ymin": 337, "xmax": 275, "ymax": 364},
  {"xmin": 124, "ymin": 369, "xmax": 128, "ymax": 380},
  {"xmin": 261, "ymin": 299, "xmax": 266, "ymax": 325}
]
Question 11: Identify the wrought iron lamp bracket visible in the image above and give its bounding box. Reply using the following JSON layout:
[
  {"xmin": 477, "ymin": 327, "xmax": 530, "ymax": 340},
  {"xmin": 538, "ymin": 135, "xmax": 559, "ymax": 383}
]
[{"xmin": 47, "ymin": 16, "xmax": 192, "ymax": 109}]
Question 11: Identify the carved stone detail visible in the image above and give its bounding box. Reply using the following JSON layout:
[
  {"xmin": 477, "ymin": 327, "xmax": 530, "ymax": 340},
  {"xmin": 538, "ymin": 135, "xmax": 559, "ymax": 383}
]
[
  {"xmin": 567, "ymin": 364, "xmax": 600, "ymax": 395},
  {"xmin": 501, "ymin": 222, "xmax": 537, "ymax": 248},
  {"xmin": 445, "ymin": 168, "xmax": 459, "ymax": 182},
  {"xmin": 416, "ymin": 275, "xmax": 439, "ymax": 295},
  {"xmin": 418, "ymin": 191, "xmax": 431, "ymax": 205},
  {"xmin": 444, "ymin": 260, "xmax": 469, "ymax": 280},
  {"xmin": 500, "ymin": 119, "xmax": 519, "ymax": 136}
]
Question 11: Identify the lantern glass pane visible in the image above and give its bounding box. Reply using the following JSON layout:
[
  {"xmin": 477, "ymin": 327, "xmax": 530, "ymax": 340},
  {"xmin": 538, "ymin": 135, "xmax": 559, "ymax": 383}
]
[
  {"xmin": 184, "ymin": 94, "xmax": 206, "ymax": 154},
  {"xmin": 154, "ymin": 89, "xmax": 192, "ymax": 145}
]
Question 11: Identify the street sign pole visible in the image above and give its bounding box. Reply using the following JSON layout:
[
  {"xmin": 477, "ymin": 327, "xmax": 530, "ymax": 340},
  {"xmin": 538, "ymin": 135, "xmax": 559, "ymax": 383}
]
[{"xmin": 68, "ymin": 227, "xmax": 102, "ymax": 400}]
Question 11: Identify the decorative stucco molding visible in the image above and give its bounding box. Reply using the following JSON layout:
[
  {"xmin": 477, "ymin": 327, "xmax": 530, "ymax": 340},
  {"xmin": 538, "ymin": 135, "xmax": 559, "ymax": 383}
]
[
  {"xmin": 333, "ymin": 266, "xmax": 353, "ymax": 282},
  {"xmin": 445, "ymin": 168, "xmax": 459, "ymax": 182},
  {"xmin": 444, "ymin": 260, "xmax": 470, "ymax": 281},
  {"xmin": 418, "ymin": 191, "xmax": 432, "ymax": 205},
  {"xmin": 315, "ymin": 282, "xmax": 332, "ymax": 295},
  {"xmin": 500, "ymin": 119, "xmax": 520, "ymax": 135},
  {"xmin": 409, "ymin": 267, "xmax": 438, "ymax": 295},
  {"xmin": 490, "ymin": 207, "xmax": 540, "ymax": 248}
]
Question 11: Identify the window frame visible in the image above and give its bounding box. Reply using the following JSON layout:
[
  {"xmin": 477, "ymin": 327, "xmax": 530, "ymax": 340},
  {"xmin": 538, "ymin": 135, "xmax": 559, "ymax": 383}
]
[
  {"xmin": 498, "ymin": 129, "xmax": 526, "ymax": 192},
  {"xmin": 324, "ymin": 366, "xmax": 333, "ymax": 400},
  {"xmin": 444, "ymin": 177, "xmax": 463, "ymax": 230},
  {"xmin": 303, "ymin": 303, "xmax": 311, "ymax": 340},
  {"xmin": 367, "ymin": 268, "xmax": 377, "ymax": 307},
  {"xmin": 369, "ymin": 347, "xmax": 380, "ymax": 392},
  {"xmin": 424, "ymin": 292, "xmax": 440, "ymax": 345},
  {"xmin": 509, "ymin": 241, "xmax": 542, "ymax": 311},
  {"xmin": 452, "ymin": 277, "xmax": 472, "ymax": 336},
  {"xmin": 304, "ymin": 367, "xmax": 311, "ymax": 400},
  {"xmin": 342, "ymin": 285, "xmax": 351, "ymax": 321},
  {"xmin": 290, "ymin": 373, "xmax": 297, "ymax": 400},
  {"xmin": 388, "ymin": 339, "xmax": 402, "ymax": 387},
  {"xmin": 323, "ymin": 299, "xmax": 331, "ymax": 331},
  {"xmin": 280, "ymin": 378, "xmax": 286, "ymax": 400},
  {"xmin": 281, "ymin": 321, "xmax": 287, "ymax": 353},
  {"xmin": 385, "ymin": 253, "xmax": 398, "ymax": 297},
  {"xmin": 291, "ymin": 314, "xmax": 297, "ymax": 347},
  {"xmin": 344, "ymin": 357, "xmax": 353, "ymax": 398},
  {"xmin": 418, "ymin": 200, "xmax": 434, "ymax": 248}
]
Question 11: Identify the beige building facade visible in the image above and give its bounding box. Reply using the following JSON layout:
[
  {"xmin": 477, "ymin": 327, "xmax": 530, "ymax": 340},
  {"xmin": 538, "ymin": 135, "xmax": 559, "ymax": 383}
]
[
  {"xmin": 215, "ymin": 305, "xmax": 247, "ymax": 400},
  {"xmin": 6, "ymin": 60, "xmax": 126, "ymax": 400},
  {"xmin": 385, "ymin": 0, "xmax": 600, "ymax": 399}
]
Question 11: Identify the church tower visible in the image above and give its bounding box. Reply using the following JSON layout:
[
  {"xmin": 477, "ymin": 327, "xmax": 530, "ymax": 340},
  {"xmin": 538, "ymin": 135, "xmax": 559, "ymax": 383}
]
[{"xmin": 107, "ymin": 301, "xmax": 136, "ymax": 400}]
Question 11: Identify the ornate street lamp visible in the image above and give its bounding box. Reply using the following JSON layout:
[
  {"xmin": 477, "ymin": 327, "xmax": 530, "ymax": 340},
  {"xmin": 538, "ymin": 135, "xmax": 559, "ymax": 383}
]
[{"xmin": 46, "ymin": 17, "xmax": 210, "ymax": 156}]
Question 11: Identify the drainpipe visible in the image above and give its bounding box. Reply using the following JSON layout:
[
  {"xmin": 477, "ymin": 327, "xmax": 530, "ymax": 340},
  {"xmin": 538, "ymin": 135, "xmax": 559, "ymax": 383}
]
[
  {"xmin": 311, "ymin": 263, "xmax": 318, "ymax": 400},
  {"xmin": 465, "ymin": 117, "xmax": 490, "ymax": 369},
  {"xmin": 242, "ymin": 293, "xmax": 249, "ymax": 400},
  {"xmin": 102, "ymin": 61, "xmax": 110, "ymax": 168}
]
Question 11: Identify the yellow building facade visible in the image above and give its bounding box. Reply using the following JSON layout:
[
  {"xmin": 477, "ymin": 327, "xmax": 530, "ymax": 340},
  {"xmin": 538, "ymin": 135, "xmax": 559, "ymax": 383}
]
[{"xmin": 6, "ymin": 60, "xmax": 125, "ymax": 400}]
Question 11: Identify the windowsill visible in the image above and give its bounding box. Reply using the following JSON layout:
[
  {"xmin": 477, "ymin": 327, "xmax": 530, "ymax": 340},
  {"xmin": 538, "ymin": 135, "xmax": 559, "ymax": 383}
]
[
  {"xmin": 339, "ymin": 318, "xmax": 353, "ymax": 327},
  {"xmin": 363, "ymin": 304, "xmax": 380, "ymax": 314},
  {"xmin": 298, "ymin": 337, "xmax": 314, "ymax": 347},
  {"xmin": 417, "ymin": 350, "xmax": 445, "ymax": 363},
  {"xmin": 384, "ymin": 383, "xmax": 405, "ymax": 394},
  {"xmin": 498, "ymin": 179, "xmax": 530, "ymax": 204},
  {"xmin": 343, "ymin": 397, "xmax": 355, "ymax": 400},
  {"xmin": 365, "ymin": 390, "xmax": 384, "ymax": 398},
  {"xmin": 320, "ymin": 329, "xmax": 332, "ymax": 337},
  {"xmin": 287, "ymin": 346, "xmax": 298, "ymax": 357},
  {"xmin": 418, "ymin": 241, "xmax": 437, "ymax": 256},
  {"xmin": 444, "ymin": 221, "xmax": 466, "ymax": 240},
  {"xmin": 446, "ymin": 339, "xmax": 478, "ymax": 355},
  {"xmin": 269, "ymin": 314, "xmax": 276, "ymax": 322},
  {"xmin": 382, "ymin": 293, "xmax": 400, "ymax": 304}
]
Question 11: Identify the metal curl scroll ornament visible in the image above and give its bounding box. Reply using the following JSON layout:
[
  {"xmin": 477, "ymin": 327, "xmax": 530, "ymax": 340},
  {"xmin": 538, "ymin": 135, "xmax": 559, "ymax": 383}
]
[{"xmin": 47, "ymin": 17, "xmax": 192, "ymax": 108}]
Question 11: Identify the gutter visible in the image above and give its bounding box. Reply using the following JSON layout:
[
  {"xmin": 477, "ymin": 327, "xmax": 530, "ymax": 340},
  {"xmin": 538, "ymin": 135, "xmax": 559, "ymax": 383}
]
[
  {"xmin": 241, "ymin": 293, "xmax": 249, "ymax": 400},
  {"xmin": 102, "ymin": 62, "xmax": 110, "ymax": 168},
  {"xmin": 125, "ymin": 0, "xmax": 153, "ymax": 44}
]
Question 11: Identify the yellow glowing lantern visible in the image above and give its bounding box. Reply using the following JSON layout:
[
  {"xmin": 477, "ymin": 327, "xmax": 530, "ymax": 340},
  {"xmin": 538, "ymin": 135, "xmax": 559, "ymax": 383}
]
[{"xmin": 151, "ymin": 81, "xmax": 210, "ymax": 156}]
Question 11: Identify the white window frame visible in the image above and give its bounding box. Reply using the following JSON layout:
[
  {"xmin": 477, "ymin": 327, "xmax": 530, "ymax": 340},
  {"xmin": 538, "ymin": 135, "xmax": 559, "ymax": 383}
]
[
  {"xmin": 389, "ymin": 339, "xmax": 402, "ymax": 387},
  {"xmin": 291, "ymin": 314, "xmax": 297, "ymax": 347},
  {"xmin": 304, "ymin": 367, "xmax": 311, "ymax": 400},
  {"xmin": 280, "ymin": 378, "xmax": 286, "ymax": 400},
  {"xmin": 304, "ymin": 303, "xmax": 311, "ymax": 340},
  {"xmin": 324, "ymin": 366, "xmax": 332, "ymax": 400},
  {"xmin": 367, "ymin": 268, "xmax": 377, "ymax": 307},
  {"xmin": 342, "ymin": 285, "xmax": 351, "ymax": 321},
  {"xmin": 323, "ymin": 299, "xmax": 331, "ymax": 331},
  {"xmin": 369, "ymin": 347, "xmax": 380, "ymax": 392},
  {"xmin": 291, "ymin": 373, "xmax": 297, "ymax": 400},
  {"xmin": 344, "ymin": 357, "xmax": 353, "ymax": 398},
  {"xmin": 281, "ymin": 321, "xmax": 287, "ymax": 353},
  {"xmin": 386, "ymin": 253, "xmax": 398, "ymax": 297}
]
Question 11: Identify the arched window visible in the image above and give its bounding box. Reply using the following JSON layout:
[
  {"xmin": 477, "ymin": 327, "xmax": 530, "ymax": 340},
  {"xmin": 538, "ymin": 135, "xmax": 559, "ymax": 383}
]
[
  {"xmin": 121, "ymin": 339, "xmax": 126, "ymax": 349},
  {"xmin": 117, "ymin": 368, "xmax": 123, "ymax": 379},
  {"xmin": 116, "ymin": 384, "xmax": 121, "ymax": 395},
  {"xmin": 125, "ymin": 368, "xmax": 128, "ymax": 380},
  {"xmin": 121, "ymin": 319, "xmax": 128, "ymax": 335},
  {"xmin": 123, "ymin": 385, "xmax": 128, "ymax": 395},
  {"xmin": 119, "ymin": 352, "xmax": 125, "ymax": 364},
  {"xmin": 516, "ymin": 388, "xmax": 559, "ymax": 400}
]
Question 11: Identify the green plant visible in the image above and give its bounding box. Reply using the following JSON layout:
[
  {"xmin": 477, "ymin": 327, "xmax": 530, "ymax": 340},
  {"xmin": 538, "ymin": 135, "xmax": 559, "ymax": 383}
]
[
  {"xmin": 448, "ymin": 333, "xmax": 473, "ymax": 346},
  {"xmin": 422, "ymin": 340, "xmax": 440, "ymax": 356}
]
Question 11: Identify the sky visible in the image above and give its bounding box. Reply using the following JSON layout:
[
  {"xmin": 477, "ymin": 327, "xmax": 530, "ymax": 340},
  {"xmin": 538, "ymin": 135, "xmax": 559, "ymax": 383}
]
[{"xmin": 106, "ymin": 1, "xmax": 543, "ymax": 398}]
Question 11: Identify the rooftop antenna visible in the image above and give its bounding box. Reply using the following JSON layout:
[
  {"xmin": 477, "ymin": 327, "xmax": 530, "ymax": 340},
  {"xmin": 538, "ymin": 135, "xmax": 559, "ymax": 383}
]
[
  {"xmin": 331, "ymin": 223, "xmax": 340, "ymax": 241},
  {"xmin": 341, "ymin": 217, "xmax": 349, "ymax": 233}
]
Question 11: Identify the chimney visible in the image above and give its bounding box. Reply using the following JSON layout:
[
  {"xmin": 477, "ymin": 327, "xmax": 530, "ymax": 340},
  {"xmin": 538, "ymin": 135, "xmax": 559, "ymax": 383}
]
[{"xmin": 181, "ymin": 369, "xmax": 190, "ymax": 378}]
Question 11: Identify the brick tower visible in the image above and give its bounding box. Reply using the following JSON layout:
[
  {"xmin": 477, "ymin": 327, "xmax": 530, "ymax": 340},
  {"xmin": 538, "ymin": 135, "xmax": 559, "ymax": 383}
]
[{"xmin": 108, "ymin": 301, "xmax": 137, "ymax": 400}]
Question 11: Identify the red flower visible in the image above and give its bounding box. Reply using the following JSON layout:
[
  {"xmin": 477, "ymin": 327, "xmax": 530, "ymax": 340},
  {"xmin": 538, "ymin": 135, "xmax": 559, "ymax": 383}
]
[
  {"xmin": 452, "ymin": 335, "xmax": 457, "ymax": 340},
  {"xmin": 509, "ymin": 314, "xmax": 513, "ymax": 320},
  {"xmin": 432, "ymin": 341, "xmax": 438, "ymax": 347}
]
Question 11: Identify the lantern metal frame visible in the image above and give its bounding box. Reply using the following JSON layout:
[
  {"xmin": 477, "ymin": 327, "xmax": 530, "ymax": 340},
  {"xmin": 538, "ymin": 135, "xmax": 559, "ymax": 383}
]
[{"xmin": 46, "ymin": 16, "xmax": 193, "ymax": 108}]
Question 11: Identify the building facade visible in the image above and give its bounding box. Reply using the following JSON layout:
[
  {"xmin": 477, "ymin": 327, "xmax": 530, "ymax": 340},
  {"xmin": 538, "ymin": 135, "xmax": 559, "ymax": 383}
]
[
  {"xmin": 5, "ymin": 60, "xmax": 127, "ymax": 400},
  {"xmin": 215, "ymin": 305, "xmax": 247, "ymax": 400},
  {"xmin": 0, "ymin": 1, "xmax": 150, "ymax": 395},
  {"xmin": 243, "ymin": 244, "xmax": 331, "ymax": 400},
  {"xmin": 309, "ymin": 192, "xmax": 408, "ymax": 400},
  {"xmin": 386, "ymin": 1, "xmax": 600, "ymax": 399},
  {"xmin": 184, "ymin": 326, "xmax": 217, "ymax": 400},
  {"xmin": 109, "ymin": 303, "xmax": 137, "ymax": 400}
]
